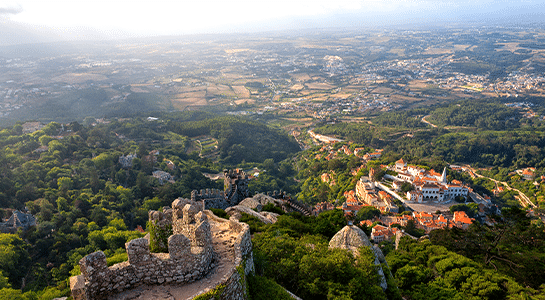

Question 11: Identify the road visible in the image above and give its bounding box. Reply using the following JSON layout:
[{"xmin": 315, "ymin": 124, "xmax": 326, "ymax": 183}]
[
  {"xmin": 464, "ymin": 165, "xmax": 537, "ymax": 208},
  {"xmin": 421, "ymin": 115, "xmax": 437, "ymax": 128}
]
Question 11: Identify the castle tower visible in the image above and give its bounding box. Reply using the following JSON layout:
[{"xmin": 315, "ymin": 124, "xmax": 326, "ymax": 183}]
[{"xmin": 224, "ymin": 169, "xmax": 250, "ymax": 204}]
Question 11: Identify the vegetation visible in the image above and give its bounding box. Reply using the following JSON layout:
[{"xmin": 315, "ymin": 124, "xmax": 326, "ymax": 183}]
[
  {"xmin": 251, "ymin": 211, "xmax": 389, "ymax": 300},
  {"xmin": 0, "ymin": 112, "xmax": 300, "ymax": 298},
  {"xmin": 2, "ymin": 100, "xmax": 545, "ymax": 299}
]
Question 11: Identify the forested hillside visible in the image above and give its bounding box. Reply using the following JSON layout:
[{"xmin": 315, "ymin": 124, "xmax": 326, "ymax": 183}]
[{"xmin": 0, "ymin": 113, "xmax": 301, "ymax": 298}]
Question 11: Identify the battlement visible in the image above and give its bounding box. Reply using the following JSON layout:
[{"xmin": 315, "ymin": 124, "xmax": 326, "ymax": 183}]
[
  {"xmin": 191, "ymin": 189, "xmax": 225, "ymax": 202},
  {"xmin": 224, "ymin": 168, "xmax": 249, "ymax": 180},
  {"xmin": 224, "ymin": 169, "xmax": 250, "ymax": 204},
  {"xmin": 71, "ymin": 197, "xmax": 239, "ymax": 300},
  {"xmin": 70, "ymin": 196, "xmax": 254, "ymax": 300}
]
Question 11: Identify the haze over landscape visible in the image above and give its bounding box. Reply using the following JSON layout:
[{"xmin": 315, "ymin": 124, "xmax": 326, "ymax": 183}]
[
  {"xmin": 2, "ymin": 1, "xmax": 545, "ymax": 300},
  {"xmin": 0, "ymin": 0, "xmax": 544, "ymax": 44}
]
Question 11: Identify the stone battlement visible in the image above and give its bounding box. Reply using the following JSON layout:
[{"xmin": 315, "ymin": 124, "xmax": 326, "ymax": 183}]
[
  {"xmin": 191, "ymin": 189, "xmax": 225, "ymax": 201},
  {"xmin": 70, "ymin": 197, "xmax": 254, "ymax": 300}
]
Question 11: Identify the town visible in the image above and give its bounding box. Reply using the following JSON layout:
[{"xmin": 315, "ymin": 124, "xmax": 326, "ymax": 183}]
[{"xmin": 2, "ymin": 26, "xmax": 545, "ymax": 128}]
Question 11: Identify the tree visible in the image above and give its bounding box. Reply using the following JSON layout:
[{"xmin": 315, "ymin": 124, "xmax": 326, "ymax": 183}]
[
  {"xmin": 83, "ymin": 117, "xmax": 96, "ymax": 127},
  {"xmin": 93, "ymin": 153, "xmax": 114, "ymax": 171},
  {"xmin": 356, "ymin": 206, "xmax": 381, "ymax": 221},
  {"xmin": 404, "ymin": 219, "xmax": 425, "ymax": 237},
  {"xmin": 0, "ymin": 234, "xmax": 30, "ymax": 288},
  {"xmin": 400, "ymin": 182, "xmax": 414, "ymax": 193},
  {"xmin": 57, "ymin": 177, "xmax": 73, "ymax": 193},
  {"xmin": 38, "ymin": 135, "xmax": 53, "ymax": 146}
]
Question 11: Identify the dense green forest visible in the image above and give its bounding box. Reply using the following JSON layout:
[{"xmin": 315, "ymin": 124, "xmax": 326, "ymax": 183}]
[
  {"xmin": 314, "ymin": 99, "xmax": 545, "ymax": 170},
  {"xmin": 1, "ymin": 102, "xmax": 545, "ymax": 299},
  {"xmin": 0, "ymin": 112, "xmax": 302, "ymax": 299},
  {"xmin": 426, "ymin": 100, "xmax": 521, "ymax": 129}
]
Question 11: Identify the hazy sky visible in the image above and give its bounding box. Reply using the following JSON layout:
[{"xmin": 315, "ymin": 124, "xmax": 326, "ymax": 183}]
[{"xmin": 0, "ymin": 0, "xmax": 544, "ymax": 44}]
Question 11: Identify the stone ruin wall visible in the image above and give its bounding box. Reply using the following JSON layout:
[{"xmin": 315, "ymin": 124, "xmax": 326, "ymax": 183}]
[
  {"xmin": 189, "ymin": 211, "xmax": 254, "ymax": 300},
  {"xmin": 70, "ymin": 197, "xmax": 254, "ymax": 300},
  {"xmin": 191, "ymin": 189, "xmax": 232, "ymax": 210}
]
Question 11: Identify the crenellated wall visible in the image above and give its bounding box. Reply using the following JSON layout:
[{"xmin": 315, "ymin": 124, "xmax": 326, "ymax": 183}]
[{"xmin": 70, "ymin": 198, "xmax": 254, "ymax": 300}]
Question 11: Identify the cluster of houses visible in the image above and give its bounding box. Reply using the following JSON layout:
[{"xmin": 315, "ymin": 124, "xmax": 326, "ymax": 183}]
[
  {"xmin": 314, "ymin": 143, "xmax": 383, "ymax": 162},
  {"xmin": 362, "ymin": 210, "xmax": 475, "ymax": 242},
  {"xmin": 354, "ymin": 175, "xmax": 399, "ymax": 213},
  {"xmin": 390, "ymin": 159, "xmax": 469, "ymax": 203},
  {"xmin": 119, "ymin": 150, "xmax": 177, "ymax": 185}
]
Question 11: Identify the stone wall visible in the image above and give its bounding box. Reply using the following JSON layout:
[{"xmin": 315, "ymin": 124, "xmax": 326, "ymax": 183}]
[
  {"xmin": 70, "ymin": 199, "xmax": 254, "ymax": 300},
  {"xmin": 70, "ymin": 200, "xmax": 215, "ymax": 300}
]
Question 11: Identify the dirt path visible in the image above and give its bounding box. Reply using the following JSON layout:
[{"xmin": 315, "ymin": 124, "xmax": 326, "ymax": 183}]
[
  {"xmin": 109, "ymin": 220, "xmax": 237, "ymax": 300},
  {"xmin": 421, "ymin": 115, "xmax": 437, "ymax": 128}
]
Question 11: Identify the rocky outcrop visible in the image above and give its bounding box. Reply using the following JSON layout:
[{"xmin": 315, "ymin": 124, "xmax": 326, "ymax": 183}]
[
  {"xmin": 225, "ymin": 205, "xmax": 279, "ymax": 224},
  {"xmin": 329, "ymin": 225, "xmax": 388, "ymax": 290},
  {"xmin": 328, "ymin": 225, "xmax": 373, "ymax": 253},
  {"xmin": 250, "ymin": 194, "xmax": 284, "ymax": 207},
  {"xmin": 238, "ymin": 198, "xmax": 263, "ymax": 211}
]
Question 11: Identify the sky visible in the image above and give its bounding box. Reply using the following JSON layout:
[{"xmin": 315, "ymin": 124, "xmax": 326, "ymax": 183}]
[{"xmin": 0, "ymin": 0, "xmax": 544, "ymax": 45}]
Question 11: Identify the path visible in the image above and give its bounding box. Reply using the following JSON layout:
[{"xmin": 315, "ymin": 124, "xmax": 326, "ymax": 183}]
[{"xmin": 421, "ymin": 115, "xmax": 437, "ymax": 128}]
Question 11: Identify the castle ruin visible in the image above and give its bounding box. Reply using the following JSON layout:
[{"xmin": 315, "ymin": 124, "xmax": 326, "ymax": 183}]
[
  {"xmin": 70, "ymin": 197, "xmax": 254, "ymax": 300},
  {"xmin": 191, "ymin": 169, "xmax": 250, "ymax": 210}
]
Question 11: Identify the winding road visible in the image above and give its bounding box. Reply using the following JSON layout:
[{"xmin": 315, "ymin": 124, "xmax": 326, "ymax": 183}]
[
  {"xmin": 464, "ymin": 165, "xmax": 537, "ymax": 208},
  {"xmin": 421, "ymin": 115, "xmax": 437, "ymax": 128}
]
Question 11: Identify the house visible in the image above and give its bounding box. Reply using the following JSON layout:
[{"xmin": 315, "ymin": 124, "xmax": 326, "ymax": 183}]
[
  {"xmin": 119, "ymin": 153, "xmax": 137, "ymax": 169},
  {"xmin": 366, "ymin": 152, "xmax": 382, "ymax": 159},
  {"xmin": 0, "ymin": 210, "xmax": 36, "ymax": 233},
  {"xmin": 522, "ymin": 168, "xmax": 536, "ymax": 180},
  {"xmin": 453, "ymin": 211, "xmax": 474, "ymax": 229},
  {"xmin": 360, "ymin": 220, "xmax": 374, "ymax": 227},
  {"xmin": 313, "ymin": 202, "xmax": 336, "ymax": 215},
  {"xmin": 164, "ymin": 160, "xmax": 176, "ymax": 170},
  {"xmin": 22, "ymin": 122, "xmax": 45, "ymax": 134},
  {"xmin": 371, "ymin": 225, "xmax": 399, "ymax": 243},
  {"xmin": 415, "ymin": 182, "xmax": 444, "ymax": 201},
  {"xmin": 152, "ymin": 170, "xmax": 175, "ymax": 185},
  {"xmin": 395, "ymin": 158, "xmax": 407, "ymax": 172},
  {"xmin": 341, "ymin": 203, "xmax": 366, "ymax": 216},
  {"xmin": 444, "ymin": 183, "xmax": 469, "ymax": 199},
  {"xmin": 406, "ymin": 190, "xmax": 423, "ymax": 202},
  {"xmin": 397, "ymin": 172, "xmax": 413, "ymax": 182},
  {"xmin": 344, "ymin": 190, "xmax": 359, "ymax": 205},
  {"xmin": 354, "ymin": 148, "xmax": 366, "ymax": 157},
  {"xmin": 392, "ymin": 180, "xmax": 403, "ymax": 191}
]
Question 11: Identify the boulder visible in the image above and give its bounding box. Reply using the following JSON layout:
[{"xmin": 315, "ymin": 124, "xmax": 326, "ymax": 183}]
[
  {"xmin": 225, "ymin": 205, "xmax": 275, "ymax": 224},
  {"xmin": 328, "ymin": 225, "xmax": 372, "ymax": 253},
  {"xmin": 252, "ymin": 193, "xmax": 283, "ymax": 206},
  {"xmin": 238, "ymin": 198, "xmax": 263, "ymax": 211},
  {"xmin": 329, "ymin": 225, "xmax": 387, "ymax": 290}
]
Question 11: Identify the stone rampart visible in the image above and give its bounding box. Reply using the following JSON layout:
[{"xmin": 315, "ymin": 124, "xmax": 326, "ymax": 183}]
[
  {"xmin": 70, "ymin": 201, "xmax": 214, "ymax": 300},
  {"xmin": 70, "ymin": 199, "xmax": 254, "ymax": 300}
]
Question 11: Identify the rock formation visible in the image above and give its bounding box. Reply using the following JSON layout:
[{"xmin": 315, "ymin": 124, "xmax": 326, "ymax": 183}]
[{"xmin": 329, "ymin": 225, "xmax": 388, "ymax": 290}]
